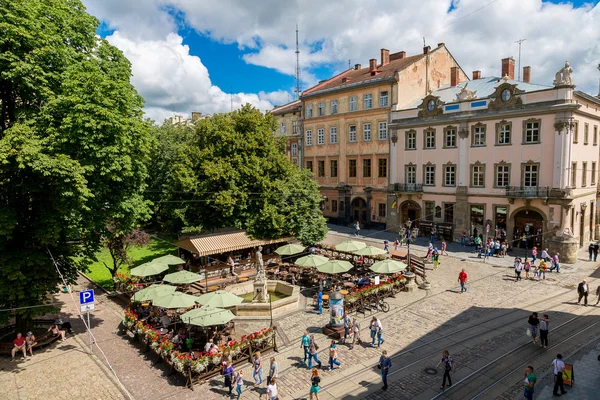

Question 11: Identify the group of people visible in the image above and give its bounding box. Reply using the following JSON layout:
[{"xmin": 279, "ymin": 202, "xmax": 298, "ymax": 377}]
[
  {"xmin": 222, "ymin": 351, "xmax": 279, "ymax": 399},
  {"xmin": 11, "ymin": 315, "xmax": 72, "ymax": 362},
  {"xmin": 512, "ymin": 248, "xmax": 562, "ymax": 282},
  {"xmin": 519, "ymin": 354, "xmax": 568, "ymax": 399}
]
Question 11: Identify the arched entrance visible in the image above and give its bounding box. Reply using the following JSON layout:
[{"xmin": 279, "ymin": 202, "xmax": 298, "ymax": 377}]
[
  {"xmin": 351, "ymin": 197, "xmax": 367, "ymax": 224},
  {"xmin": 400, "ymin": 200, "xmax": 421, "ymax": 229},
  {"xmin": 512, "ymin": 209, "xmax": 544, "ymax": 249}
]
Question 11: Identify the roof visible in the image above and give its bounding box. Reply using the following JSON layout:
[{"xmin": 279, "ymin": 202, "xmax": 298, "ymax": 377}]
[
  {"xmin": 405, "ymin": 77, "xmax": 553, "ymax": 109},
  {"xmin": 271, "ymin": 100, "xmax": 302, "ymax": 115},
  {"xmin": 575, "ymin": 90, "xmax": 600, "ymax": 106},
  {"xmin": 303, "ymin": 53, "xmax": 425, "ymax": 97},
  {"xmin": 176, "ymin": 231, "xmax": 292, "ymax": 257}
]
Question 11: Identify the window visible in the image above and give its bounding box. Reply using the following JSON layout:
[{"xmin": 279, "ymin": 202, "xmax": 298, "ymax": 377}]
[
  {"xmin": 363, "ymin": 159, "xmax": 372, "ymax": 177},
  {"xmin": 444, "ymin": 127, "xmax": 457, "ymax": 148},
  {"xmin": 571, "ymin": 162, "xmax": 577, "ymax": 187},
  {"xmin": 318, "ymin": 102, "xmax": 325, "ymax": 116},
  {"xmin": 524, "ymin": 164, "xmax": 539, "ymax": 187},
  {"xmin": 378, "ymin": 158, "xmax": 387, "ymax": 178},
  {"xmin": 318, "ymin": 160, "xmax": 325, "ymax": 177},
  {"xmin": 424, "ymin": 128, "xmax": 436, "ymax": 149},
  {"xmin": 524, "ymin": 120, "xmax": 540, "ymax": 144},
  {"xmin": 292, "ymin": 120, "xmax": 298, "ymax": 135},
  {"xmin": 584, "ymin": 123, "xmax": 589, "ymax": 145},
  {"xmin": 349, "ymin": 96, "xmax": 358, "ymax": 111},
  {"xmin": 472, "ymin": 124, "xmax": 486, "ymax": 146},
  {"xmin": 378, "ymin": 122, "xmax": 387, "ymax": 140},
  {"xmin": 594, "ymin": 126, "xmax": 598, "ymax": 146},
  {"xmin": 471, "ymin": 163, "xmax": 485, "ymax": 187},
  {"xmin": 378, "ymin": 203, "xmax": 387, "ymax": 218},
  {"xmin": 331, "ymin": 200, "xmax": 338, "ymax": 212},
  {"xmin": 306, "ymin": 130, "xmax": 312, "ymax": 146},
  {"xmin": 306, "ymin": 104, "xmax": 313, "ymax": 118},
  {"xmin": 317, "ymin": 128, "xmax": 325, "ymax": 145},
  {"xmin": 444, "ymin": 203, "xmax": 454, "ymax": 223},
  {"xmin": 425, "ymin": 201, "xmax": 435, "ymax": 221},
  {"xmin": 496, "ymin": 164, "xmax": 510, "ymax": 187},
  {"xmin": 349, "ymin": 125, "xmax": 357, "ymax": 142},
  {"xmin": 349, "ymin": 159, "xmax": 357, "ymax": 177},
  {"xmin": 331, "ymin": 100, "xmax": 338, "ymax": 115},
  {"xmin": 405, "ymin": 165, "xmax": 416, "ymax": 184},
  {"xmin": 592, "ymin": 161, "xmax": 597, "ymax": 185},
  {"xmin": 424, "ymin": 165, "xmax": 435, "ymax": 186},
  {"xmin": 435, "ymin": 206, "xmax": 442, "ymax": 219},
  {"xmin": 306, "ymin": 160, "xmax": 313, "ymax": 172},
  {"xmin": 363, "ymin": 123, "xmax": 371, "ymax": 141},
  {"xmin": 379, "ymin": 91, "xmax": 389, "ymax": 107},
  {"xmin": 573, "ymin": 121, "xmax": 579, "ymax": 143},
  {"xmin": 363, "ymin": 93, "xmax": 372, "ymax": 109},
  {"xmin": 496, "ymin": 122, "xmax": 511, "ymax": 145},
  {"xmin": 330, "ymin": 160, "xmax": 338, "ymax": 178},
  {"xmin": 406, "ymin": 130, "xmax": 416, "ymax": 149},
  {"xmin": 280, "ymin": 122, "xmax": 286, "ymax": 134},
  {"xmin": 444, "ymin": 165, "xmax": 456, "ymax": 186},
  {"xmin": 582, "ymin": 161, "xmax": 587, "ymax": 186},
  {"xmin": 330, "ymin": 127, "xmax": 338, "ymax": 144},
  {"xmin": 291, "ymin": 143, "xmax": 298, "ymax": 156},
  {"xmin": 495, "ymin": 206, "xmax": 507, "ymax": 232}
]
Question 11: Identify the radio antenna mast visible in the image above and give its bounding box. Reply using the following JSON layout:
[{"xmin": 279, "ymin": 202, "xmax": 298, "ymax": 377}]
[
  {"xmin": 515, "ymin": 38, "xmax": 526, "ymax": 80},
  {"xmin": 294, "ymin": 25, "xmax": 301, "ymax": 100}
]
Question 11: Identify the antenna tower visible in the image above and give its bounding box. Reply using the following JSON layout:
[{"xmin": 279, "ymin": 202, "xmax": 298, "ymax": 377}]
[
  {"xmin": 294, "ymin": 25, "xmax": 301, "ymax": 100},
  {"xmin": 515, "ymin": 38, "xmax": 526, "ymax": 81}
]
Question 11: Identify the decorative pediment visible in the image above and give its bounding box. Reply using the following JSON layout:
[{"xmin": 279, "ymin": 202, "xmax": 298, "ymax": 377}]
[
  {"xmin": 497, "ymin": 160, "xmax": 508, "ymax": 165},
  {"xmin": 424, "ymin": 161, "xmax": 433, "ymax": 166},
  {"xmin": 455, "ymin": 83, "xmax": 478, "ymax": 101},
  {"xmin": 445, "ymin": 161, "xmax": 454, "ymax": 165},
  {"xmin": 488, "ymin": 82, "xmax": 524, "ymax": 111},
  {"xmin": 417, "ymin": 94, "xmax": 444, "ymax": 118},
  {"xmin": 406, "ymin": 129, "xmax": 416, "ymax": 135}
]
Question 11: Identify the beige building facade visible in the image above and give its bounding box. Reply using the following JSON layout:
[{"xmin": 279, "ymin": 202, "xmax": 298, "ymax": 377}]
[
  {"xmin": 388, "ymin": 58, "xmax": 600, "ymax": 263},
  {"xmin": 301, "ymin": 44, "xmax": 467, "ymax": 228},
  {"xmin": 271, "ymin": 100, "xmax": 302, "ymax": 165}
]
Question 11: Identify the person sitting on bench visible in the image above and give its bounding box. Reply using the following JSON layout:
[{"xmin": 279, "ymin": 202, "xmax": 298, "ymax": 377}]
[
  {"xmin": 55, "ymin": 314, "xmax": 73, "ymax": 334},
  {"xmin": 11, "ymin": 333, "xmax": 27, "ymax": 361},
  {"xmin": 25, "ymin": 332, "xmax": 37, "ymax": 357},
  {"xmin": 48, "ymin": 324, "xmax": 66, "ymax": 342}
]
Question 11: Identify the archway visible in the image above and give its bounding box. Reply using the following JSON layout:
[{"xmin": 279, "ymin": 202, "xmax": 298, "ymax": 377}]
[
  {"xmin": 400, "ymin": 200, "xmax": 422, "ymax": 229},
  {"xmin": 351, "ymin": 197, "xmax": 367, "ymax": 224},
  {"xmin": 512, "ymin": 209, "xmax": 545, "ymax": 249}
]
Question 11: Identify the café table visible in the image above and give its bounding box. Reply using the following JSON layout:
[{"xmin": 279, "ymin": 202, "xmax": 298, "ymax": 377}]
[
  {"xmin": 343, "ymin": 282, "xmax": 355, "ymax": 288},
  {"xmin": 339, "ymin": 290, "xmax": 349, "ymax": 295}
]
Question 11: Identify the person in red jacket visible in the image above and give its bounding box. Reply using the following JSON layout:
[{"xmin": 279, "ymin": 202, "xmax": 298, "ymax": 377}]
[{"xmin": 458, "ymin": 269, "xmax": 468, "ymax": 293}]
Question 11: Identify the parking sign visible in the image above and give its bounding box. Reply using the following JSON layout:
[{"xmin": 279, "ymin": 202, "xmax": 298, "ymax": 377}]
[{"xmin": 79, "ymin": 289, "xmax": 95, "ymax": 305}]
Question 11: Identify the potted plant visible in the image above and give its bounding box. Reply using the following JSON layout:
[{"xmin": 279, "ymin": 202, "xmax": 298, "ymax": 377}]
[{"xmin": 420, "ymin": 281, "xmax": 432, "ymax": 290}]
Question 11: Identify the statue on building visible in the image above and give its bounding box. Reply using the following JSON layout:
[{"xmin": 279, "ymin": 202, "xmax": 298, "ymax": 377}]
[
  {"xmin": 553, "ymin": 61, "xmax": 574, "ymax": 87},
  {"xmin": 455, "ymin": 84, "xmax": 477, "ymax": 101}
]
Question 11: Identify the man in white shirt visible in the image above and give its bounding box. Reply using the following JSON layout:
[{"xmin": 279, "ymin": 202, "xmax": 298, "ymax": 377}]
[
  {"xmin": 552, "ymin": 353, "xmax": 567, "ymax": 396},
  {"xmin": 577, "ymin": 280, "xmax": 589, "ymax": 306},
  {"xmin": 204, "ymin": 339, "xmax": 213, "ymax": 353},
  {"xmin": 265, "ymin": 377, "xmax": 278, "ymax": 399}
]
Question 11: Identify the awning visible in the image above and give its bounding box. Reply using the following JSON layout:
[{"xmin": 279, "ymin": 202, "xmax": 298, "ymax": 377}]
[{"xmin": 176, "ymin": 231, "xmax": 292, "ymax": 257}]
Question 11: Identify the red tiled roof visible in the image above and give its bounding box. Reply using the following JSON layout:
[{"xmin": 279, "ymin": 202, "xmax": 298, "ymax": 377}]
[{"xmin": 271, "ymin": 100, "xmax": 301, "ymax": 115}]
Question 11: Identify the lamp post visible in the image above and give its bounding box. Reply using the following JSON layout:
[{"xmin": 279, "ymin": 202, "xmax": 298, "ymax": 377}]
[{"xmin": 524, "ymin": 224, "xmax": 530, "ymax": 260}]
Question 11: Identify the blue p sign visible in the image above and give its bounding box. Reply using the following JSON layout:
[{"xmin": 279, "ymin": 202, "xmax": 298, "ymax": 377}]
[{"xmin": 79, "ymin": 289, "xmax": 95, "ymax": 304}]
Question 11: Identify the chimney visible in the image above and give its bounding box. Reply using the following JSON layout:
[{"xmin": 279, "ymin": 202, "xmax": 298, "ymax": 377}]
[
  {"xmin": 381, "ymin": 48, "xmax": 390, "ymax": 66},
  {"xmin": 501, "ymin": 57, "xmax": 515, "ymax": 80},
  {"xmin": 369, "ymin": 58, "xmax": 377, "ymax": 72},
  {"xmin": 451, "ymin": 66, "xmax": 459, "ymax": 87},
  {"xmin": 389, "ymin": 50, "xmax": 407, "ymax": 61},
  {"xmin": 523, "ymin": 66, "xmax": 531, "ymax": 83},
  {"xmin": 472, "ymin": 70, "xmax": 481, "ymax": 80},
  {"xmin": 423, "ymin": 46, "xmax": 431, "ymax": 55},
  {"xmin": 437, "ymin": 42, "xmax": 445, "ymax": 48}
]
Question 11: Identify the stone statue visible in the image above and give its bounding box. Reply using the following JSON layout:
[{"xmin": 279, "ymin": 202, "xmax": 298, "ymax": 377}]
[
  {"xmin": 455, "ymin": 84, "xmax": 477, "ymax": 101},
  {"xmin": 557, "ymin": 227, "xmax": 574, "ymax": 238},
  {"xmin": 553, "ymin": 61, "xmax": 574, "ymax": 86},
  {"xmin": 255, "ymin": 246, "xmax": 266, "ymax": 281}
]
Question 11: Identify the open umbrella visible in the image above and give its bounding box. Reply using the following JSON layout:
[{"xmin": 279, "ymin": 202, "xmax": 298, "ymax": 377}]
[
  {"xmin": 130, "ymin": 261, "xmax": 169, "ymax": 277},
  {"xmin": 132, "ymin": 284, "xmax": 176, "ymax": 302},
  {"xmin": 317, "ymin": 260, "xmax": 353, "ymax": 274},
  {"xmin": 354, "ymin": 245, "xmax": 388, "ymax": 256},
  {"xmin": 295, "ymin": 254, "xmax": 329, "ymax": 268},
  {"xmin": 335, "ymin": 240, "xmax": 367, "ymax": 252},
  {"xmin": 369, "ymin": 259, "xmax": 408, "ymax": 274},
  {"xmin": 181, "ymin": 305, "xmax": 235, "ymax": 327},
  {"xmin": 275, "ymin": 244, "xmax": 306, "ymax": 256},
  {"xmin": 196, "ymin": 290, "xmax": 243, "ymax": 308},
  {"xmin": 152, "ymin": 254, "xmax": 186, "ymax": 265},
  {"xmin": 153, "ymin": 291, "xmax": 200, "ymax": 309},
  {"xmin": 163, "ymin": 270, "xmax": 203, "ymax": 284}
]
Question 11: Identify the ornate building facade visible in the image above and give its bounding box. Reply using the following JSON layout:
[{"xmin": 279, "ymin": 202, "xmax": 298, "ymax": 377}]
[{"xmin": 271, "ymin": 100, "xmax": 303, "ymax": 165}]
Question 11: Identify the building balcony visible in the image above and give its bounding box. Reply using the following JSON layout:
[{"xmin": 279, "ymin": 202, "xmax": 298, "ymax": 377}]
[
  {"xmin": 393, "ymin": 183, "xmax": 424, "ymax": 193},
  {"xmin": 505, "ymin": 186, "xmax": 550, "ymax": 198}
]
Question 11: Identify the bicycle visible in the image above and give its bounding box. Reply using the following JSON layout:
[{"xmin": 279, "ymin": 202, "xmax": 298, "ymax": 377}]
[{"xmin": 375, "ymin": 297, "xmax": 390, "ymax": 313}]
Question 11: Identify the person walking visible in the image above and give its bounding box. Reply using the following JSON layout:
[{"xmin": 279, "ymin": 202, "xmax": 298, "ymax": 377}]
[
  {"xmin": 589, "ymin": 242, "xmax": 594, "ymax": 261},
  {"xmin": 528, "ymin": 312, "xmax": 540, "ymax": 345},
  {"xmin": 539, "ymin": 314, "xmax": 549, "ymax": 348},
  {"xmin": 265, "ymin": 377, "xmax": 278, "ymax": 400},
  {"xmin": 541, "ymin": 248, "xmax": 550, "ymax": 262},
  {"xmin": 341, "ymin": 311, "xmax": 352, "ymax": 344},
  {"xmin": 252, "ymin": 351, "xmax": 263, "ymax": 385},
  {"xmin": 267, "ymin": 357, "xmax": 278, "ymax": 385},
  {"xmin": 379, "ymin": 350, "xmax": 392, "ymax": 391},
  {"xmin": 436, "ymin": 350, "xmax": 453, "ymax": 390},
  {"xmin": 370, "ymin": 317, "xmax": 384, "ymax": 347},
  {"xmin": 354, "ymin": 221, "xmax": 360, "ymax": 237},
  {"xmin": 594, "ymin": 242, "xmax": 599, "ymax": 262},
  {"xmin": 550, "ymin": 253, "xmax": 561, "ymax": 273},
  {"xmin": 309, "ymin": 368, "xmax": 321, "ymax": 400},
  {"xmin": 596, "ymin": 285, "xmax": 600, "ymax": 306},
  {"xmin": 426, "ymin": 242, "xmax": 434, "ymax": 261},
  {"xmin": 552, "ymin": 354, "xmax": 568, "ymax": 396},
  {"xmin": 369, "ymin": 317, "xmax": 379, "ymax": 347},
  {"xmin": 234, "ymin": 369, "xmax": 244, "ymax": 398},
  {"xmin": 460, "ymin": 231, "xmax": 466, "ymax": 247},
  {"xmin": 539, "ymin": 259, "xmax": 548, "ymax": 280},
  {"xmin": 222, "ymin": 361, "xmax": 234, "ymax": 395},
  {"xmin": 394, "ymin": 238, "xmax": 400, "ymax": 251},
  {"xmin": 317, "ymin": 290, "xmax": 323, "ymax": 315},
  {"xmin": 577, "ymin": 279, "xmax": 589, "ymax": 306},
  {"xmin": 429, "ymin": 228, "xmax": 436, "ymax": 244},
  {"xmin": 523, "ymin": 365, "xmax": 537, "ymax": 400},
  {"xmin": 523, "ymin": 259, "xmax": 531, "ymax": 280},
  {"xmin": 301, "ymin": 330, "xmax": 311, "ymax": 365},
  {"xmin": 307, "ymin": 335, "xmax": 322, "ymax": 370},
  {"xmin": 383, "ymin": 240, "xmax": 389, "ymax": 254},
  {"xmin": 531, "ymin": 247, "xmax": 537, "ymax": 265},
  {"xmin": 328, "ymin": 340, "xmax": 341, "ymax": 370},
  {"xmin": 458, "ymin": 269, "xmax": 468, "ymax": 293},
  {"xmin": 515, "ymin": 258, "xmax": 523, "ymax": 282},
  {"xmin": 441, "ymin": 239, "xmax": 448, "ymax": 256},
  {"xmin": 350, "ymin": 317, "xmax": 361, "ymax": 349},
  {"xmin": 432, "ymin": 251, "xmax": 440, "ymax": 271}
]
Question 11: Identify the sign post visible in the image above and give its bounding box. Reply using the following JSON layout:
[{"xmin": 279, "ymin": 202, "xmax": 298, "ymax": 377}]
[{"xmin": 79, "ymin": 289, "xmax": 95, "ymax": 353}]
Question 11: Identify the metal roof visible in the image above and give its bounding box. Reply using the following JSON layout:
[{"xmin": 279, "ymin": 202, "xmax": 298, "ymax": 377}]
[{"xmin": 176, "ymin": 231, "xmax": 292, "ymax": 257}]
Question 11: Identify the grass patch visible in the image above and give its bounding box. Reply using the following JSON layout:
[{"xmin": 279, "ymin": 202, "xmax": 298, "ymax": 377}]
[
  {"xmin": 84, "ymin": 237, "xmax": 178, "ymax": 290},
  {"xmin": 240, "ymin": 291, "xmax": 289, "ymax": 303}
]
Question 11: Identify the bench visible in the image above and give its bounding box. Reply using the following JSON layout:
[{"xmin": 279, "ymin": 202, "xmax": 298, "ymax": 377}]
[
  {"xmin": 0, "ymin": 319, "xmax": 64, "ymax": 355},
  {"xmin": 409, "ymin": 256, "xmax": 427, "ymax": 283}
]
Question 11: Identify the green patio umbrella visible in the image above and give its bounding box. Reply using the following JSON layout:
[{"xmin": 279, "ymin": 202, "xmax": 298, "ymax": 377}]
[
  {"xmin": 317, "ymin": 260, "xmax": 353, "ymax": 274},
  {"xmin": 130, "ymin": 261, "xmax": 169, "ymax": 277},
  {"xmin": 369, "ymin": 259, "xmax": 408, "ymax": 274},
  {"xmin": 354, "ymin": 245, "xmax": 388, "ymax": 256},
  {"xmin": 335, "ymin": 240, "xmax": 367, "ymax": 252},
  {"xmin": 153, "ymin": 291, "xmax": 200, "ymax": 309},
  {"xmin": 195, "ymin": 290, "xmax": 243, "ymax": 308},
  {"xmin": 181, "ymin": 305, "xmax": 235, "ymax": 327},
  {"xmin": 152, "ymin": 254, "xmax": 186, "ymax": 265},
  {"xmin": 275, "ymin": 244, "xmax": 306, "ymax": 256},
  {"xmin": 132, "ymin": 284, "xmax": 176, "ymax": 302},
  {"xmin": 295, "ymin": 254, "xmax": 329, "ymax": 268},
  {"xmin": 163, "ymin": 270, "xmax": 203, "ymax": 284}
]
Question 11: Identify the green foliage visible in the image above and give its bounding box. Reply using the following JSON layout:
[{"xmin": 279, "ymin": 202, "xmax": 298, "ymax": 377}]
[
  {"xmin": 147, "ymin": 105, "xmax": 327, "ymax": 246},
  {"xmin": 0, "ymin": 0, "xmax": 151, "ymax": 327}
]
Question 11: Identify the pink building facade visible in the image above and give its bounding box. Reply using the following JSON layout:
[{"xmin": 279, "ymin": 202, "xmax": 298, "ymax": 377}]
[{"xmin": 388, "ymin": 59, "xmax": 600, "ymax": 263}]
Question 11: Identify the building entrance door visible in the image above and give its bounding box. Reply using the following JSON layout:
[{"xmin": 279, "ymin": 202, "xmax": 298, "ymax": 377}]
[
  {"xmin": 400, "ymin": 201, "xmax": 421, "ymax": 230},
  {"xmin": 513, "ymin": 210, "xmax": 544, "ymax": 249},
  {"xmin": 351, "ymin": 198, "xmax": 367, "ymax": 224}
]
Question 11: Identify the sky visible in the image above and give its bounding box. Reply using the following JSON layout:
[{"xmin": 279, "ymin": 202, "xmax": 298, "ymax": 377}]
[{"xmin": 83, "ymin": 0, "xmax": 600, "ymax": 123}]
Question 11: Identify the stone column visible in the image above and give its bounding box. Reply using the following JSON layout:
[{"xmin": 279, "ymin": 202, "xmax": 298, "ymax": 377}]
[
  {"xmin": 547, "ymin": 204, "xmax": 579, "ymax": 264},
  {"xmin": 454, "ymin": 186, "xmax": 469, "ymax": 242}
]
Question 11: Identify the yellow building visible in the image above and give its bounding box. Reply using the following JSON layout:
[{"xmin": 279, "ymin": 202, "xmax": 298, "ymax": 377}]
[
  {"xmin": 301, "ymin": 44, "xmax": 467, "ymax": 229},
  {"xmin": 271, "ymin": 100, "xmax": 302, "ymax": 165}
]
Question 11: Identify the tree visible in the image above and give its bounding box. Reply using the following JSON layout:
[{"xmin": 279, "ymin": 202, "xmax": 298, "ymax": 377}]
[
  {"xmin": 0, "ymin": 0, "xmax": 151, "ymax": 330},
  {"xmin": 147, "ymin": 105, "xmax": 327, "ymax": 245},
  {"xmin": 103, "ymin": 227, "xmax": 151, "ymax": 278}
]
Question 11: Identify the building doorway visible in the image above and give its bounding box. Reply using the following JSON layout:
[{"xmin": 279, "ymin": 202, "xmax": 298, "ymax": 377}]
[
  {"xmin": 513, "ymin": 209, "xmax": 544, "ymax": 249},
  {"xmin": 400, "ymin": 201, "xmax": 421, "ymax": 230},
  {"xmin": 351, "ymin": 197, "xmax": 367, "ymax": 224},
  {"xmin": 589, "ymin": 203, "xmax": 594, "ymax": 243},
  {"xmin": 580, "ymin": 210, "xmax": 585, "ymax": 247}
]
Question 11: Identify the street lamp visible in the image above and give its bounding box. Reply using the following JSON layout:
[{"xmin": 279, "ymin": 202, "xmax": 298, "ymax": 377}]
[
  {"xmin": 524, "ymin": 224, "xmax": 531, "ymax": 260},
  {"xmin": 403, "ymin": 219, "xmax": 412, "ymax": 270}
]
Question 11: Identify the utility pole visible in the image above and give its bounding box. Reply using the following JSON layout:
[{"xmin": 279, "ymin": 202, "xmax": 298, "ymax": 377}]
[
  {"xmin": 515, "ymin": 39, "xmax": 526, "ymax": 81},
  {"xmin": 294, "ymin": 25, "xmax": 301, "ymax": 100}
]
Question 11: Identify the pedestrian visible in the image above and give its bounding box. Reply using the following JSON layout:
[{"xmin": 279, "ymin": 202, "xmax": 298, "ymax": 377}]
[
  {"xmin": 460, "ymin": 231, "xmax": 466, "ymax": 247},
  {"xmin": 596, "ymin": 285, "xmax": 600, "ymax": 306},
  {"xmin": 436, "ymin": 349, "xmax": 453, "ymax": 390},
  {"xmin": 309, "ymin": 368, "xmax": 321, "ymax": 400},
  {"xmin": 552, "ymin": 354, "xmax": 567, "ymax": 396},
  {"xmin": 541, "ymin": 248, "xmax": 549, "ymax": 262},
  {"xmin": 483, "ymin": 244, "xmax": 490, "ymax": 261},
  {"xmin": 383, "ymin": 240, "xmax": 389, "ymax": 253},
  {"xmin": 515, "ymin": 258, "xmax": 523, "ymax": 282},
  {"xmin": 317, "ymin": 290, "xmax": 323, "ymax": 315},
  {"xmin": 539, "ymin": 259, "xmax": 548, "ymax": 280},
  {"xmin": 527, "ymin": 312, "xmax": 539, "ymax": 345},
  {"xmin": 458, "ymin": 269, "xmax": 468, "ymax": 293},
  {"xmin": 594, "ymin": 242, "xmax": 599, "ymax": 262},
  {"xmin": 426, "ymin": 242, "xmax": 433, "ymax": 260},
  {"xmin": 432, "ymin": 251, "xmax": 440, "ymax": 271},
  {"xmin": 369, "ymin": 317, "xmax": 378, "ymax": 346},
  {"xmin": 307, "ymin": 335, "xmax": 322, "ymax": 369},
  {"xmin": 589, "ymin": 242, "xmax": 594, "ymax": 261},
  {"xmin": 370, "ymin": 317, "xmax": 384, "ymax": 347},
  {"xmin": 577, "ymin": 279, "xmax": 589, "ymax": 306},
  {"xmin": 222, "ymin": 361, "xmax": 234, "ymax": 395},
  {"xmin": 234, "ymin": 369, "xmax": 244, "ymax": 398},
  {"xmin": 267, "ymin": 357, "xmax": 278, "ymax": 385},
  {"xmin": 539, "ymin": 314, "xmax": 549, "ymax": 348},
  {"xmin": 523, "ymin": 259, "xmax": 531, "ymax": 280},
  {"xmin": 341, "ymin": 311, "xmax": 351, "ymax": 344},
  {"xmin": 441, "ymin": 239, "xmax": 448, "ymax": 256},
  {"xmin": 501, "ymin": 241, "xmax": 507, "ymax": 257},
  {"xmin": 252, "ymin": 351, "xmax": 263, "ymax": 385},
  {"xmin": 430, "ymin": 228, "xmax": 436, "ymax": 244},
  {"xmin": 379, "ymin": 350, "xmax": 392, "ymax": 391},
  {"xmin": 354, "ymin": 221, "xmax": 360, "ymax": 236},
  {"xmin": 328, "ymin": 340, "xmax": 341, "ymax": 370},
  {"xmin": 301, "ymin": 330, "xmax": 310, "ymax": 365},
  {"xmin": 533, "ymin": 263, "xmax": 540, "ymax": 280},
  {"xmin": 523, "ymin": 365, "xmax": 536, "ymax": 400},
  {"xmin": 351, "ymin": 317, "xmax": 361, "ymax": 349},
  {"xmin": 550, "ymin": 253, "xmax": 560, "ymax": 273},
  {"xmin": 265, "ymin": 377, "xmax": 278, "ymax": 400}
]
